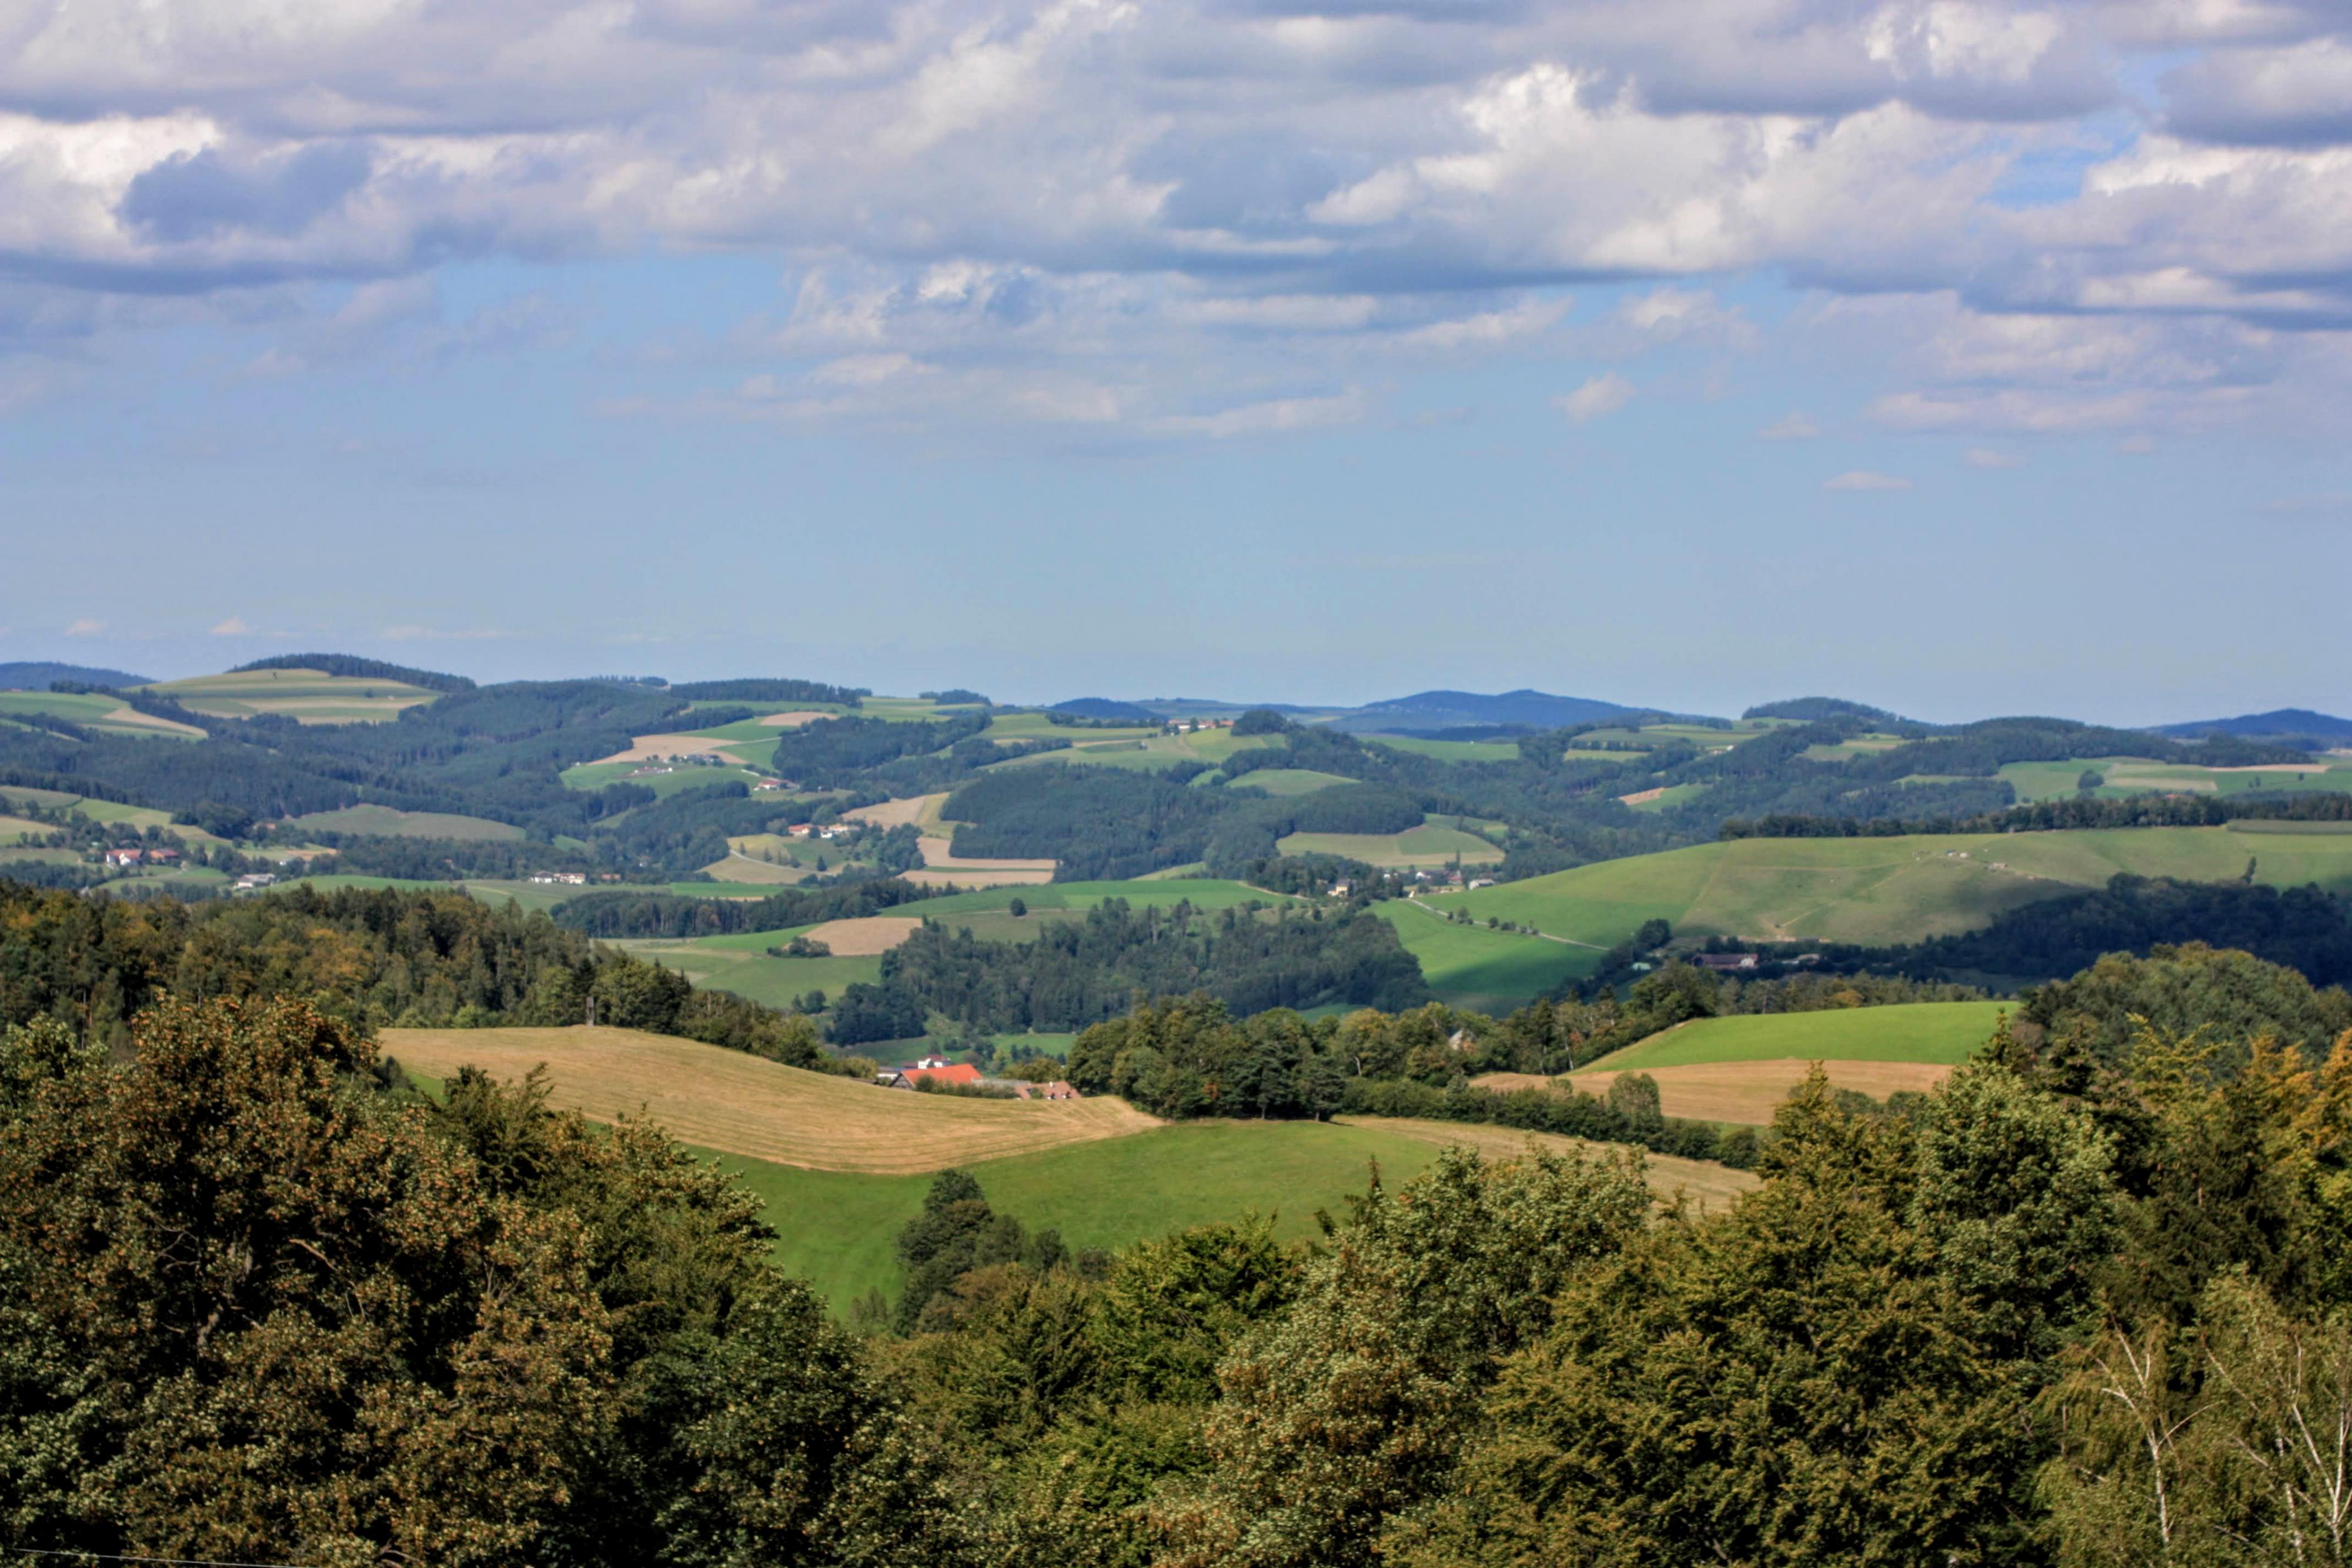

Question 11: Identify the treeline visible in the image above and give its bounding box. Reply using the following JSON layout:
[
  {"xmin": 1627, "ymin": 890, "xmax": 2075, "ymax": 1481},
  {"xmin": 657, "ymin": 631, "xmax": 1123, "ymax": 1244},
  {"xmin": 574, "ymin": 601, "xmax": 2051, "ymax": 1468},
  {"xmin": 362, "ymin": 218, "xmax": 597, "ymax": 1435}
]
[
  {"xmin": 943, "ymin": 764, "xmax": 1439, "ymax": 881},
  {"xmin": 765, "ymin": 712, "xmax": 994, "ymax": 791},
  {"xmin": 0, "ymin": 881, "xmax": 835, "ymax": 1068},
  {"xmin": 836, "ymin": 900, "xmax": 1429, "ymax": 1041},
  {"xmin": 1723, "ymin": 789, "xmax": 2352, "ymax": 838},
  {"xmin": 667, "ymin": 676, "xmax": 867, "ymax": 704},
  {"xmin": 2, "ymin": 1001, "xmax": 950, "ymax": 1566},
  {"xmin": 1828, "ymin": 874, "xmax": 2352, "ymax": 989},
  {"xmin": 16, "ymin": 924, "xmax": 2352, "ymax": 1562},
  {"xmin": 553, "ymin": 875, "xmax": 941, "ymax": 938},
  {"xmin": 0, "ymin": 679, "xmax": 694, "ymax": 834},
  {"xmin": 230, "ymin": 653, "xmax": 477, "ymax": 691}
]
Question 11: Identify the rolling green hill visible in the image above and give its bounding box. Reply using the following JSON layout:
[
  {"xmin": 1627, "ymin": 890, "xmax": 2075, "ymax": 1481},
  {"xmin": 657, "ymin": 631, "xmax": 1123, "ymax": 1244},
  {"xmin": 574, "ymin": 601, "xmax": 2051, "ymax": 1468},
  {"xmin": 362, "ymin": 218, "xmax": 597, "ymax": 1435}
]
[
  {"xmin": 141, "ymin": 667, "xmax": 442, "ymax": 724},
  {"xmin": 1371, "ymin": 902, "xmax": 1596, "ymax": 1012},
  {"xmin": 1436, "ymin": 827, "xmax": 2352, "ymax": 950},
  {"xmin": 1582, "ymin": 1001, "xmax": 2010, "ymax": 1072},
  {"xmin": 718, "ymin": 1120, "xmax": 1440, "ymax": 1309}
]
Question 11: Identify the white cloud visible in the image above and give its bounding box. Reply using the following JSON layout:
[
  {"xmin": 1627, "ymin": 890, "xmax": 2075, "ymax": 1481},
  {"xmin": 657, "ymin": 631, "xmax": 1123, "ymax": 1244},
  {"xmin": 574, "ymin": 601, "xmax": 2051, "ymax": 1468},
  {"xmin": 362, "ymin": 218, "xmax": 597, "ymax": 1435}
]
[
  {"xmin": 1824, "ymin": 469, "xmax": 1914, "ymax": 490},
  {"xmin": 64, "ymin": 618, "xmax": 104, "ymax": 635},
  {"xmin": 1965, "ymin": 447, "xmax": 2022, "ymax": 467},
  {"xmin": 209, "ymin": 615, "xmax": 252, "ymax": 635},
  {"xmin": 1760, "ymin": 412, "xmax": 1822, "ymax": 440},
  {"xmin": 0, "ymin": 0, "xmax": 2345, "ymax": 441},
  {"xmin": 1555, "ymin": 372, "xmax": 1633, "ymax": 424}
]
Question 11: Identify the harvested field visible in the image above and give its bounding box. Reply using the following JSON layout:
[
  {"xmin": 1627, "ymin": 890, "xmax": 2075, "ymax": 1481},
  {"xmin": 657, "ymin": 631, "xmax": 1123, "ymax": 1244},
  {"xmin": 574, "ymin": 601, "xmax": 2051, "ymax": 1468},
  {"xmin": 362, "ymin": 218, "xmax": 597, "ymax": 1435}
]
[
  {"xmin": 591, "ymin": 733, "xmax": 748, "ymax": 765},
  {"xmin": 383, "ymin": 1026, "xmax": 1160, "ymax": 1173},
  {"xmin": 903, "ymin": 865, "xmax": 1058, "ymax": 887},
  {"xmin": 1337, "ymin": 1115, "xmax": 1758, "ymax": 1210},
  {"xmin": 844, "ymin": 793, "xmax": 944, "ymax": 830},
  {"xmin": 1498, "ymin": 1058, "xmax": 1957, "ymax": 1126},
  {"xmin": 756, "ymin": 710, "xmax": 828, "ymax": 728},
  {"xmin": 801, "ymin": 915, "xmax": 921, "ymax": 955},
  {"xmin": 1617, "ymin": 787, "xmax": 1668, "ymax": 805}
]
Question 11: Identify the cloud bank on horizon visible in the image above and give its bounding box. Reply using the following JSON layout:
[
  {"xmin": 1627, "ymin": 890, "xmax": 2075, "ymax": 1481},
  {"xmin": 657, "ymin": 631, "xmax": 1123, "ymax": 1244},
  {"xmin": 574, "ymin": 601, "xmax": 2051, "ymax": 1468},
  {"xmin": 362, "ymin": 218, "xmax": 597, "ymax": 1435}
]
[{"xmin": 1, "ymin": 0, "xmax": 2349, "ymax": 443}]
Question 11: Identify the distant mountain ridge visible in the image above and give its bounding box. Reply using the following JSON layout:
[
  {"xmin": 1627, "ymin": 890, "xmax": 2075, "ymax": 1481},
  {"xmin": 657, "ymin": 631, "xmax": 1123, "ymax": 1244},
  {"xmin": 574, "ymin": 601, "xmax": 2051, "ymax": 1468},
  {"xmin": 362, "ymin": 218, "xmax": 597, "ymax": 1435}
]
[
  {"xmin": 0, "ymin": 661, "xmax": 152, "ymax": 691},
  {"xmin": 1322, "ymin": 688, "xmax": 1650, "ymax": 735},
  {"xmin": 2156, "ymin": 709, "xmax": 2352, "ymax": 741}
]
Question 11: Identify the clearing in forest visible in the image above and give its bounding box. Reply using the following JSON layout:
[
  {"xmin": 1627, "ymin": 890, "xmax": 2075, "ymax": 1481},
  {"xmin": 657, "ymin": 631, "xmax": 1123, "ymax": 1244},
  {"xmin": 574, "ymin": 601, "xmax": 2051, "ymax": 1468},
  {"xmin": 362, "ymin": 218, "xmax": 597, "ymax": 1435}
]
[
  {"xmin": 800, "ymin": 916, "xmax": 923, "ymax": 955},
  {"xmin": 383, "ymin": 1026, "xmax": 1160, "ymax": 1173}
]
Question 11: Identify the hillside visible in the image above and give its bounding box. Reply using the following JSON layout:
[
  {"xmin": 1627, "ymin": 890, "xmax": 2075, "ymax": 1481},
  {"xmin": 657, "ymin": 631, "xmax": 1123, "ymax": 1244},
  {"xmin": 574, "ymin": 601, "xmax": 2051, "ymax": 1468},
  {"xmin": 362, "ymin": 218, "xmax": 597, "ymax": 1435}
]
[
  {"xmin": 383, "ymin": 1025, "xmax": 1160, "ymax": 1172},
  {"xmin": 1435, "ymin": 827, "xmax": 2352, "ymax": 950},
  {"xmin": 388, "ymin": 1022, "xmax": 1758, "ymax": 1308},
  {"xmin": 1469, "ymin": 1001, "xmax": 2007, "ymax": 1126},
  {"xmin": 142, "ymin": 666, "xmax": 445, "ymax": 724}
]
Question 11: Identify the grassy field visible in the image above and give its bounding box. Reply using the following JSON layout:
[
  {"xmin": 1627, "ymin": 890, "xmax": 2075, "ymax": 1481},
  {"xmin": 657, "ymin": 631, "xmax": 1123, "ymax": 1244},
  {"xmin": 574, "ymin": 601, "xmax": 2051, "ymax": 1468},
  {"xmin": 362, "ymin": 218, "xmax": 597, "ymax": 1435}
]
[
  {"xmin": 993, "ymin": 729, "xmax": 1288, "ymax": 774},
  {"xmin": 560, "ymin": 760, "xmax": 771, "ymax": 795},
  {"xmin": 1371, "ymin": 903, "xmax": 1596, "ymax": 1011},
  {"xmin": 141, "ymin": 668, "xmax": 439, "ymax": 724},
  {"xmin": 1530, "ymin": 1059, "xmax": 1957, "ymax": 1126},
  {"xmin": 0, "ymin": 690, "xmax": 205, "ymax": 738},
  {"xmin": 1279, "ymin": 823, "xmax": 1503, "ymax": 868},
  {"xmin": 289, "ymin": 804, "xmax": 525, "ymax": 841},
  {"xmin": 1997, "ymin": 755, "xmax": 2352, "ymax": 804},
  {"xmin": 1584, "ymin": 1001, "xmax": 2009, "ymax": 1071},
  {"xmin": 1434, "ymin": 827, "xmax": 2352, "ymax": 950},
  {"xmin": 1361, "ymin": 735, "xmax": 1523, "ymax": 763},
  {"xmin": 1623, "ymin": 783, "xmax": 1706, "ymax": 813},
  {"xmin": 657, "ymin": 1109, "xmax": 1755, "ymax": 1309},
  {"xmin": 383, "ymin": 1026, "xmax": 1161, "ymax": 1172},
  {"xmin": 914, "ymin": 879, "xmax": 1293, "ymax": 916},
  {"xmin": 1223, "ymin": 768, "xmax": 1358, "ymax": 795}
]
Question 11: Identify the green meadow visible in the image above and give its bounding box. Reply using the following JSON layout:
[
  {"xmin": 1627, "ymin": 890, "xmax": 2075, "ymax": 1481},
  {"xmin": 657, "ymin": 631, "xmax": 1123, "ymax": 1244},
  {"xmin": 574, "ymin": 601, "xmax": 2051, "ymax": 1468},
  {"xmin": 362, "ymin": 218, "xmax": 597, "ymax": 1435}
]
[
  {"xmin": 711, "ymin": 1119, "xmax": 1432, "ymax": 1311},
  {"xmin": 1584, "ymin": 1001, "xmax": 2010, "ymax": 1072},
  {"xmin": 290, "ymin": 804, "xmax": 526, "ymax": 841},
  {"xmin": 1371, "ymin": 903, "xmax": 1597, "ymax": 1012},
  {"xmin": 1361, "ymin": 735, "xmax": 1524, "ymax": 763},
  {"xmin": 1435, "ymin": 827, "xmax": 2352, "ymax": 950},
  {"xmin": 560, "ymin": 760, "xmax": 771, "ymax": 795},
  {"xmin": 141, "ymin": 668, "xmax": 439, "ymax": 724},
  {"xmin": 1221, "ymin": 768, "xmax": 1358, "ymax": 795}
]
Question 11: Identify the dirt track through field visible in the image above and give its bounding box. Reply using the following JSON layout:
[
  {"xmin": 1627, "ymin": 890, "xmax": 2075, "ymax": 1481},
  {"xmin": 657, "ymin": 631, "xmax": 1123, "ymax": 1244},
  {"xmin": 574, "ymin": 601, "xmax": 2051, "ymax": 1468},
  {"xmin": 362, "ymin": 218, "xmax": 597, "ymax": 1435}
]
[
  {"xmin": 1485, "ymin": 1058, "xmax": 1955, "ymax": 1125},
  {"xmin": 384, "ymin": 1026, "xmax": 1160, "ymax": 1173},
  {"xmin": 801, "ymin": 916, "xmax": 922, "ymax": 954},
  {"xmin": 1337, "ymin": 1116, "xmax": 1759, "ymax": 1210}
]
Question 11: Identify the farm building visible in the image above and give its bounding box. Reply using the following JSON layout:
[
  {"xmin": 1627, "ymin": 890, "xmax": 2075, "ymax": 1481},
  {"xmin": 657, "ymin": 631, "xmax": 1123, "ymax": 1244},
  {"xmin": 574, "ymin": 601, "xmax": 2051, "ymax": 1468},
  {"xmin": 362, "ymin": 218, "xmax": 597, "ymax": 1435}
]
[
  {"xmin": 880, "ymin": 1062, "xmax": 984, "ymax": 1091},
  {"xmin": 1693, "ymin": 953, "xmax": 1760, "ymax": 971}
]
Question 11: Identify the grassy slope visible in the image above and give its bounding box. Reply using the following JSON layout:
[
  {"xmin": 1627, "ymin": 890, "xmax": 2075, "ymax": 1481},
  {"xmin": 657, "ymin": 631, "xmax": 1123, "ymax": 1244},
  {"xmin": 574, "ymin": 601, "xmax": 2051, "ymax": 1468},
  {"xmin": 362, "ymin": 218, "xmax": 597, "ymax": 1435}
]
[
  {"xmin": 1279, "ymin": 824, "xmax": 1503, "ymax": 867},
  {"xmin": 714, "ymin": 1115, "xmax": 1757, "ymax": 1310},
  {"xmin": 1439, "ymin": 828, "xmax": 2352, "ymax": 950},
  {"xmin": 1584, "ymin": 1001, "xmax": 2010, "ymax": 1072},
  {"xmin": 1371, "ymin": 903, "xmax": 1596, "ymax": 1011},
  {"xmin": 142, "ymin": 668, "xmax": 437, "ymax": 724},
  {"xmin": 1224, "ymin": 768, "xmax": 1358, "ymax": 795},
  {"xmin": 290, "ymin": 804, "xmax": 526, "ymax": 841}
]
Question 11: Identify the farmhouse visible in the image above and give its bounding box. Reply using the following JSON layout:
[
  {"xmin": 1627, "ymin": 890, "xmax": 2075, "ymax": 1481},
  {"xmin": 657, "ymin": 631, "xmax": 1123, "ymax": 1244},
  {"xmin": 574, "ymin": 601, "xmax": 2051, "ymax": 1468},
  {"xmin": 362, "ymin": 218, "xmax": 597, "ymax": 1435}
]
[
  {"xmin": 1694, "ymin": 952, "xmax": 1760, "ymax": 971},
  {"xmin": 102, "ymin": 848, "xmax": 143, "ymax": 867},
  {"xmin": 879, "ymin": 1061, "xmax": 984, "ymax": 1091},
  {"xmin": 1006, "ymin": 1079, "xmax": 1080, "ymax": 1101},
  {"xmin": 529, "ymin": 871, "xmax": 589, "ymax": 885}
]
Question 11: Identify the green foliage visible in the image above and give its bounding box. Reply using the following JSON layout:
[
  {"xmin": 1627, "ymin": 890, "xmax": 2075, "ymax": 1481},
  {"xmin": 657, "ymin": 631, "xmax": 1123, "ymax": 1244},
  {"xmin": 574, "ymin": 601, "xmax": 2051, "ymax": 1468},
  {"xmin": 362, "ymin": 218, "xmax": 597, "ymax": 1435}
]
[
  {"xmin": 879, "ymin": 901, "xmax": 1427, "ymax": 1035},
  {"xmin": 2022, "ymin": 941, "xmax": 2352, "ymax": 1065},
  {"xmin": 0, "ymin": 995, "xmax": 970, "ymax": 1566},
  {"xmin": 1155, "ymin": 1146, "xmax": 1652, "ymax": 1568},
  {"xmin": 230, "ymin": 652, "xmax": 476, "ymax": 691}
]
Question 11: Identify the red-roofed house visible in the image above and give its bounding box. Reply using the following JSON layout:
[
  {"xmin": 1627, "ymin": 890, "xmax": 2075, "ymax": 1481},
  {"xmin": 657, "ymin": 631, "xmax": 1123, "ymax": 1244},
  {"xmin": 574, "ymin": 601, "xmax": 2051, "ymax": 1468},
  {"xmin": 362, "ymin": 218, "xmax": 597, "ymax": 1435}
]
[{"xmin": 883, "ymin": 1062, "xmax": 984, "ymax": 1091}]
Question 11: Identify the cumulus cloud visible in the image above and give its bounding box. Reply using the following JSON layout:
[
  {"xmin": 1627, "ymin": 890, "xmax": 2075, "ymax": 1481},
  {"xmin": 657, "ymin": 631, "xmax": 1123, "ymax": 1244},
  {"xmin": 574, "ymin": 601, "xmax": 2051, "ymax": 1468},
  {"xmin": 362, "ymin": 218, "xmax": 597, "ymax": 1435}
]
[
  {"xmin": 208, "ymin": 615, "xmax": 252, "ymax": 635},
  {"xmin": 0, "ymin": 0, "xmax": 2347, "ymax": 437},
  {"xmin": 64, "ymin": 618, "xmax": 105, "ymax": 635},
  {"xmin": 1824, "ymin": 469, "xmax": 1914, "ymax": 490},
  {"xmin": 1965, "ymin": 446, "xmax": 2022, "ymax": 467},
  {"xmin": 1760, "ymin": 412, "xmax": 1822, "ymax": 440},
  {"xmin": 1555, "ymin": 372, "xmax": 1633, "ymax": 423}
]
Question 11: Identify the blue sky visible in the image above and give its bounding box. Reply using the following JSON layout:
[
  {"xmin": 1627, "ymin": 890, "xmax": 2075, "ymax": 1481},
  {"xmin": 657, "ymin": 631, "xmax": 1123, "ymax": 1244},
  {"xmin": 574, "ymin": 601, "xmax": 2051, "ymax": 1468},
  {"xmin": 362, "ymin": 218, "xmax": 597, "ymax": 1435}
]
[{"xmin": 2, "ymin": 0, "xmax": 2348, "ymax": 725}]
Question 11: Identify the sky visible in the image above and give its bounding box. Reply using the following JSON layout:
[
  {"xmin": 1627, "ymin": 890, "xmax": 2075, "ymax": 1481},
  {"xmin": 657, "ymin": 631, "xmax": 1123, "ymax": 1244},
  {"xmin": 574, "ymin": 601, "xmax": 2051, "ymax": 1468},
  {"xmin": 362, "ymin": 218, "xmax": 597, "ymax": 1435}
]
[{"xmin": 2, "ymin": 0, "xmax": 2348, "ymax": 726}]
